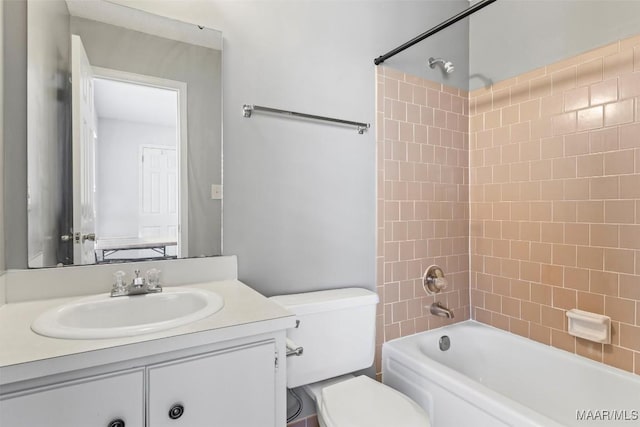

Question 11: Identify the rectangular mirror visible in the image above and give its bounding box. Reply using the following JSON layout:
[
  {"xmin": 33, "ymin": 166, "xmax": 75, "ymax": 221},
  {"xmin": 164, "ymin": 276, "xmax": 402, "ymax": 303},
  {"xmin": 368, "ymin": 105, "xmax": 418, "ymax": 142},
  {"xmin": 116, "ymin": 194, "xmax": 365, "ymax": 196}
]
[{"xmin": 26, "ymin": 0, "xmax": 222, "ymax": 268}]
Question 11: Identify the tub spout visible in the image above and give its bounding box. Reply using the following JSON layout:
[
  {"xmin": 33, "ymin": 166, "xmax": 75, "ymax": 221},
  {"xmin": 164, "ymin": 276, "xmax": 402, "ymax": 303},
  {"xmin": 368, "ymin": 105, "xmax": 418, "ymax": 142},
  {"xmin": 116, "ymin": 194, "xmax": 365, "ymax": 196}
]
[{"xmin": 430, "ymin": 302, "xmax": 454, "ymax": 319}]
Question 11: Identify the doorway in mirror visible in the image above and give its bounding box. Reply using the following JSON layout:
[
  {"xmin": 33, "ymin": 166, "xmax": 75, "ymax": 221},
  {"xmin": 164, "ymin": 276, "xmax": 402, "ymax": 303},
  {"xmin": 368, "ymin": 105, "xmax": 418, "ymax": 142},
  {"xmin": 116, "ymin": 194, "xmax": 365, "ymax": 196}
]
[{"xmin": 72, "ymin": 36, "xmax": 188, "ymax": 264}]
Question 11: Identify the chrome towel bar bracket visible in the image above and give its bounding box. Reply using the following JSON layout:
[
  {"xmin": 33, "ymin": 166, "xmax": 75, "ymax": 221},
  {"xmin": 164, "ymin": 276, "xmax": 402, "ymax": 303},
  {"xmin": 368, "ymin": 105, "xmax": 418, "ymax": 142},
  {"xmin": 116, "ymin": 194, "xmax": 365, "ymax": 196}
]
[{"xmin": 242, "ymin": 104, "xmax": 370, "ymax": 134}]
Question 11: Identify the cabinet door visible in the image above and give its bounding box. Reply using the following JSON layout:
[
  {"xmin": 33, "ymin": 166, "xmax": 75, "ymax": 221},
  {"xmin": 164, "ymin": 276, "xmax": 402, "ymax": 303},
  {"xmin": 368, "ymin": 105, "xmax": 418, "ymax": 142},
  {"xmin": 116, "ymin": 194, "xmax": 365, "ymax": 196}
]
[
  {"xmin": 0, "ymin": 369, "xmax": 144, "ymax": 427},
  {"xmin": 148, "ymin": 341, "xmax": 276, "ymax": 427}
]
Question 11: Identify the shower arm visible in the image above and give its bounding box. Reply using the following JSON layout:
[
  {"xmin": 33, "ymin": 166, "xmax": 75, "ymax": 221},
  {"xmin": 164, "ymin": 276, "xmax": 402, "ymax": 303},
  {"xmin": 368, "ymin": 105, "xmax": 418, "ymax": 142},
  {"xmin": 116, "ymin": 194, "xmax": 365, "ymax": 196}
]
[{"xmin": 374, "ymin": 0, "xmax": 498, "ymax": 66}]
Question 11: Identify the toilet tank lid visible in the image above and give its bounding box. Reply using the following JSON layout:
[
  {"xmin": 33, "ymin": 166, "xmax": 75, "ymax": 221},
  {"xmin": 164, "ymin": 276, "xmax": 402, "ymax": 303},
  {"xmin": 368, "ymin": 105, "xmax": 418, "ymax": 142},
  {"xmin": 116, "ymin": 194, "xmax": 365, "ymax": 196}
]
[{"xmin": 269, "ymin": 288, "xmax": 379, "ymax": 315}]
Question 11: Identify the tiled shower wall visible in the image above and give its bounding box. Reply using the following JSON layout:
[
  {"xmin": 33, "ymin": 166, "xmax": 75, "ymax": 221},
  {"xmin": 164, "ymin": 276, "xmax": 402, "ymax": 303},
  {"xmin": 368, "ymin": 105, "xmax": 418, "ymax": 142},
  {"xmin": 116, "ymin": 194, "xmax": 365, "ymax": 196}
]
[
  {"xmin": 375, "ymin": 67, "xmax": 470, "ymax": 376},
  {"xmin": 470, "ymin": 34, "xmax": 640, "ymax": 374}
]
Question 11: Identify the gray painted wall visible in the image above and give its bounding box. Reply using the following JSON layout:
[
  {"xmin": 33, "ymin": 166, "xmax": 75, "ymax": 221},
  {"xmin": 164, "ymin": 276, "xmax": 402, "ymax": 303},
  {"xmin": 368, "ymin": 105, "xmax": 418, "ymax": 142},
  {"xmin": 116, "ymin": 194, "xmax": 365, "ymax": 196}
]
[
  {"xmin": 0, "ymin": 1, "xmax": 5, "ymax": 274},
  {"xmin": 26, "ymin": 0, "xmax": 69, "ymax": 267},
  {"xmin": 3, "ymin": 0, "xmax": 28, "ymax": 270},
  {"xmin": 115, "ymin": 0, "xmax": 470, "ymax": 298},
  {"xmin": 220, "ymin": 1, "xmax": 468, "ymax": 297},
  {"xmin": 469, "ymin": 0, "xmax": 640, "ymax": 90}
]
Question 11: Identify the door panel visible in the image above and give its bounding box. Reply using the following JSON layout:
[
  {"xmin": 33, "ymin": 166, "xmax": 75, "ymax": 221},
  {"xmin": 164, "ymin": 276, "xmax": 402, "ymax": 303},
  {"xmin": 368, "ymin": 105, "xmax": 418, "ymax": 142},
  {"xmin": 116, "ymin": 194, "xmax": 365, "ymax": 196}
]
[
  {"xmin": 140, "ymin": 146, "xmax": 178, "ymax": 242},
  {"xmin": 147, "ymin": 342, "xmax": 276, "ymax": 427},
  {"xmin": 71, "ymin": 34, "xmax": 97, "ymax": 264},
  {"xmin": 0, "ymin": 370, "xmax": 144, "ymax": 427}
]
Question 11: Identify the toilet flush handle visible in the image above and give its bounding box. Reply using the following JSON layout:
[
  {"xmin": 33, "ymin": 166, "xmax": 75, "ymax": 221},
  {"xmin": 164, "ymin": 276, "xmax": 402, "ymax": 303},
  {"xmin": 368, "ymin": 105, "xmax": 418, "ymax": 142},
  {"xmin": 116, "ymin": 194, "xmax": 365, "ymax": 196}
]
[{"xmin": 286, "ymin": 338, "xmax": 304, "ymax": 357}]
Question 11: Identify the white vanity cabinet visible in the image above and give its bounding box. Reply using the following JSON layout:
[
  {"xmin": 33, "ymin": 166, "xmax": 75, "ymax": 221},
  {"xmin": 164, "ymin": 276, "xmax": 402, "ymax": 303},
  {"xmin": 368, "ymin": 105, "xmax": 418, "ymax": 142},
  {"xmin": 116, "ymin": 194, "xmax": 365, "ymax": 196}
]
[
  {"xmin": 0, "ymin": 273, "xmax": 295, "ymax": 427},
  {"xmin": 0, "ymin": 369, "xmax": 144, "ymax": 427},
  {"xmin": 0, "ymin": 338, "xmax": 282, "ymax": 427},
  {"xmin": 148, "ymin": 341, "xmax": 276, "ymax": 426}
]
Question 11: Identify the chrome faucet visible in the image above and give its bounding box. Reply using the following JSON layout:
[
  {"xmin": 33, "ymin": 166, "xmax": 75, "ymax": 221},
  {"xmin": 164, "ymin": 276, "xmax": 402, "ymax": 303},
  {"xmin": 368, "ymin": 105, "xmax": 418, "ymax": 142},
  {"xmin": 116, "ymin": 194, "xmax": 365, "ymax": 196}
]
[
  {"xmin": 111, "ymin": 269, "xmax": 163, "ymax": 297},
  {"xmin": 430, "ymin": 302, "xmax": 454, "ymax": 319}
]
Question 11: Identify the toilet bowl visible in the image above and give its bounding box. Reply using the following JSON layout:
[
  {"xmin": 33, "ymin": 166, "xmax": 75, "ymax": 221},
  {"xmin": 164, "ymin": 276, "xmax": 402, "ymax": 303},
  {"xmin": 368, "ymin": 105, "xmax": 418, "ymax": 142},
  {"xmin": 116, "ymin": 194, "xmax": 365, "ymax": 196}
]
[
  {"xmin": 269, "ymin": 288, "xmax": 431, "ymax": 427},
  {"xmin": 305, "ymin": 375, "xmax": 430, "ymax": 427}
]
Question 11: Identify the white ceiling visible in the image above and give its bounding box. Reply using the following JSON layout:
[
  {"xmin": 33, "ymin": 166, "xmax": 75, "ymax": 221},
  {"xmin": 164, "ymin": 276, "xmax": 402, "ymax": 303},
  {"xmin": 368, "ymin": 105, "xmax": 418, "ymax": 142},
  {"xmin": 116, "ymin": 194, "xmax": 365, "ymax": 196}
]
[{"xmin": 93, "ymin": 78, "xmax": 178, "ymax": 127}]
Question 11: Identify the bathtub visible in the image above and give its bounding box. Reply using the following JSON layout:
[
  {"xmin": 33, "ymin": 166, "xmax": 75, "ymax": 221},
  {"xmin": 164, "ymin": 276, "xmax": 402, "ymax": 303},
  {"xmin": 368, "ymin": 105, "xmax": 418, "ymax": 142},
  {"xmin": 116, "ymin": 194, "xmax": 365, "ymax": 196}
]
[{"xmin": 382, "ymin": 321, "xmax": 640, "ymax": 427}]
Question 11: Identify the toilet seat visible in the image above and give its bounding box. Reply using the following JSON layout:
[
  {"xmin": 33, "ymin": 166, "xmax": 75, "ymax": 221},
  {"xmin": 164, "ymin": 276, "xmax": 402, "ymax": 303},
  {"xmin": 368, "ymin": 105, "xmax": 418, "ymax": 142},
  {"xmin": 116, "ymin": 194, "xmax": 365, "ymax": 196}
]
[{"xmin": 318, "ymin": 375, "xmax": 430, "ymax": 427}]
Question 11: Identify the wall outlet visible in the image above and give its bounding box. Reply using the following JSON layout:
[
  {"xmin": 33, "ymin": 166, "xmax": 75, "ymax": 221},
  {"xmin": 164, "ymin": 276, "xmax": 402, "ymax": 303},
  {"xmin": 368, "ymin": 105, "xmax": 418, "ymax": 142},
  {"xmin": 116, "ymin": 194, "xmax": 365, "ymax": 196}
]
[{"xmin": 211, "ymin": 184, "xmax": 223, "ymax": 200}]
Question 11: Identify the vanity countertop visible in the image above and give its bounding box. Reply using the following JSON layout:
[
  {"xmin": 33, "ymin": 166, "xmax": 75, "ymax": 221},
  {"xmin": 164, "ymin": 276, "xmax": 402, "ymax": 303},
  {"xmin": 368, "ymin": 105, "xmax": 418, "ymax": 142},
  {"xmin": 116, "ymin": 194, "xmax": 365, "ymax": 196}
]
[{"xmin": 0, "ymin": 280, "xmax": 295, "ymax": 386}]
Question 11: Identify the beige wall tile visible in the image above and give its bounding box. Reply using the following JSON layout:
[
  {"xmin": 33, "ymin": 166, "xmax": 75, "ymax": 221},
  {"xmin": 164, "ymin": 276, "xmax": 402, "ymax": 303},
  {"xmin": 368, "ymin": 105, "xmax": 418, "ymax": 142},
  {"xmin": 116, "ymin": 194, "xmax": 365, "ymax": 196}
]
[
  {"xmin": 619, "ymin": 323, "xmax": 640, "ymax": 351},
  {"xmin": 551, "ymin": 329, "xmax": 577, "ymax": 353},
  {"xmin": 577, "ymin": 201, "xmax": 604, "ymax": 223},
  {"xmin": 619, "ymin": 123, "xmax": 640, "ymax": 149},
  {"xmin": 576, "ymin": 338, "xmax": 603, "ymax": 362},
  {"xmin": 564, "ymin": 87, "xmax": 590, "ymax": 112},
  {"xmin": 470, "ymin": 33, "xmax": 640, "ymax": 374},
  {"xmin": 603, "ymin": 345, "xmax": 634, "ymax": 372},
  {"xmin": 590, "ymin": 176, "xmax": 619, "ymax": 199},
  {"xmin": 541, "ymin": 94, "xmax": 564, "ymax": 117},
  {"xmin": 589, "ymin": 270, "xmax": 619, "ymax": 296},
  {"xmin": 619, "ymin": 225, "xmax": 640, "ymax": 249},
  {"xmin": 529, "ymin": 322, "xmax": 551, "ymax": 345},
  {"xmin": 604, "ymin": 248, "xmax": 635, "ymax": 274},
  {"xmin": 604, "ymin": 99, "xmax": 634, "ymax": 126},
  {"xmin": 604, "ymin": 50, "xmax": 634, "ymax": 80},
  {"xmin": 604, "ymin": 200, "xmax": 635, "ymax": 223},
  {"xmin": 530, "ymin": 242, "xmax": 553, "ymax": 264},
  {"xmin": 590, "ymin": 79, "xmax": 618, "ymax": 106},
  {"xmin": 565, "ymin": 223, "xmax": 589, "ymax": 246},
  {"xmin": 620, "ymin": 274, "xmax": 640, "ymax": 300},
  {"xmin": 576, "ymin": 106, "xmax": 603, "ymax": 131},
  {"xmin": 377, "ymin": 68, "xmax": 469, "ymax": 377},
  {"xmin": 589, "ymin": 128, "xmax": 618, "ymax": 153},
  {"xmin": 576, "ymin": 246, "xmax": 604, "ymax": 270},
  {"xmin": 541, "ymin": 305, "xmax": 565, "ymax": 330},
  {"xmin": 552, "ymin": 67, "xmax": 577, "ymax": 94},
  {"xmin": 553, "ymin": 287, "xmax": 577, "ymax": 310},
  {"xmin": 530, "ymin": 76, "xmax": 552, "ymax": 99},
  {"xmin": 605, "ymin": 296, "xmax": 636, "ymax": 324},
  {"xmin": 578, "ymin": 291, "xmax": 605, "ymax": 313},
  {"xmin": 552, "ymin": 111, "xmax": 577, "ymax": 135},
  {"xmin": 564, "ymin": 132, "xmax": 590, "ymax": 156},
  {"xmin": 619, "ymin": 72, "xmax": 640, "ymax": 99}
]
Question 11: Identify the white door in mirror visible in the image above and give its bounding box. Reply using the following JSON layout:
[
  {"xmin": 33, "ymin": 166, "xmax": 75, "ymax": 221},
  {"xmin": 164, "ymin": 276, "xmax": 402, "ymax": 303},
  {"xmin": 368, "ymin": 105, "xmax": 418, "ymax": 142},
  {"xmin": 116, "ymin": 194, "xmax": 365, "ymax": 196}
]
[{"xmin": 71, "ymin": 35, "xmax": 99, "ymax": 265}]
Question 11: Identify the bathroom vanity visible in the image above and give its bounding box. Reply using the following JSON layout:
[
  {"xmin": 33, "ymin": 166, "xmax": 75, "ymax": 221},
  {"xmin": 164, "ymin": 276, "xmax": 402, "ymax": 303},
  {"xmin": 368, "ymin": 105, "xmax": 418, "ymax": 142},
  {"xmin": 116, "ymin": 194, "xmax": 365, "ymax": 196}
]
[{"xmin": 0, "ymin": 257, "xmax": 296, "ymax": 427}]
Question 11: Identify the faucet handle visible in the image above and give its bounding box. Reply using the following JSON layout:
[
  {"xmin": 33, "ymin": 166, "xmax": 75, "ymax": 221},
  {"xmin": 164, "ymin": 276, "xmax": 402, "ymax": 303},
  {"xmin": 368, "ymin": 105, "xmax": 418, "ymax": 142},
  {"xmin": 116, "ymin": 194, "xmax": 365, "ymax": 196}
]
[
  {"xmin": 113, "ymin": 271, "xmax": 126, "ymax": 291},
  {"xmin": 423, "ymin": 265, "xmax": 448, "ymax": 294},
  {"xmin": 146, "ymin": 268, "xmax": 161, "ymax": 290}
]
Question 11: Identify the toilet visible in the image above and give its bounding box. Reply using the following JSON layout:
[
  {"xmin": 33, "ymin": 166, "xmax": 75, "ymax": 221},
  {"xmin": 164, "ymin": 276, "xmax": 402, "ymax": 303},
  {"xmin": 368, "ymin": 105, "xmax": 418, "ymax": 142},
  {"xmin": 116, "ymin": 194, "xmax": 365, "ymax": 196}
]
[{"xmin": 270, "ymin": 288, "xmax": 430, "ymax": 427}]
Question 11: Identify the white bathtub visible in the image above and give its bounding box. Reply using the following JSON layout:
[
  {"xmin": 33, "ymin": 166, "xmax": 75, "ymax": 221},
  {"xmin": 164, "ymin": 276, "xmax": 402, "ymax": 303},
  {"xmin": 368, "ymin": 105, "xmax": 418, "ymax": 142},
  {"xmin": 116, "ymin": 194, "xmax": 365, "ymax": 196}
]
[{"xmin": 382, "ymin": 321, "xmax": 640, "ymax": 427}]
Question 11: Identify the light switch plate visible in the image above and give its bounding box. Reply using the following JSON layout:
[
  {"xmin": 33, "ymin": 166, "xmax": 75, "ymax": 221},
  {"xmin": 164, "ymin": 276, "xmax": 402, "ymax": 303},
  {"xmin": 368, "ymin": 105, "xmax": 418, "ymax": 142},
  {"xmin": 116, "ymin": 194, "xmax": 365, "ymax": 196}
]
[{"xmin": 211, "ymin": 184, "xmax": 223, "ymax": 200}]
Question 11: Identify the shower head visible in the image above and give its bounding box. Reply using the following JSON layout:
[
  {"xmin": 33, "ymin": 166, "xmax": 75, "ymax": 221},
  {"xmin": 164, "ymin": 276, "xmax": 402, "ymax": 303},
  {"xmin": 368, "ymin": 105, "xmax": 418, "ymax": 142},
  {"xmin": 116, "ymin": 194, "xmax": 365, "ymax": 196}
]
[{"xmin": 428, "ymin": 57, "xmax": 455, "ymax": 74}]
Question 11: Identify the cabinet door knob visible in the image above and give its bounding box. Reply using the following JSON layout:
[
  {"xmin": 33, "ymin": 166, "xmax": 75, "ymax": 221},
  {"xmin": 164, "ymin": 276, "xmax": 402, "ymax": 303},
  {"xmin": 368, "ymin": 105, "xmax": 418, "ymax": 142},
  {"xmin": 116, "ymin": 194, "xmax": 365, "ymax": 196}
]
[
  {"xmin": 108, "ymin": 419, "xmax": 125, "ymax": 427},
  {"xmin": 168, "ymin": 404, "xmax": 184, "ymax": 420}
]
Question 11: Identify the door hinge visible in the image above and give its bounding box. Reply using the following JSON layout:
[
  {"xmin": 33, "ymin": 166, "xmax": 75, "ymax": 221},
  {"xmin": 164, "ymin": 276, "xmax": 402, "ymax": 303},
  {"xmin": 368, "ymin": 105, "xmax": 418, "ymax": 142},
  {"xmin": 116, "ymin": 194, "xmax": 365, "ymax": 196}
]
[{"xmin": 275, "ymin": 351, "xmax": 279, "ymax": 370}]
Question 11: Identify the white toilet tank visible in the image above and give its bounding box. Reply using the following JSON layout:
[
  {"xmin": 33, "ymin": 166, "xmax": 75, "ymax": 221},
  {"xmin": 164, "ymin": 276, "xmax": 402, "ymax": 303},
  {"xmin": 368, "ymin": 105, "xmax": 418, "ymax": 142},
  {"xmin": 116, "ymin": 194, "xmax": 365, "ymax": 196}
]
[{"xmin": 270, "ymin": 288, "xmax": 379, "ymax": 388}]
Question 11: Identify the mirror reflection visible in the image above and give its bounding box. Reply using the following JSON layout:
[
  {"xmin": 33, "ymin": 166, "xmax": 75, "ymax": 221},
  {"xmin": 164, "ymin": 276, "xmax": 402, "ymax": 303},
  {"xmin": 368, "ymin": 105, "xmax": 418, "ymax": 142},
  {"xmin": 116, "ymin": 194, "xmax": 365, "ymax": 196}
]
[{"xmin": 27, "ymin": 0, "xmax": 222, "ymax": 268}]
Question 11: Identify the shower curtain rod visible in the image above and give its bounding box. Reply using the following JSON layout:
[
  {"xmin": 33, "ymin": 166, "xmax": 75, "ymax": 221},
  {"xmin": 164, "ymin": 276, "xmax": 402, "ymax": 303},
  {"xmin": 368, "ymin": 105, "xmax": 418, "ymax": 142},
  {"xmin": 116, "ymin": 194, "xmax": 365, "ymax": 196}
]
[{"xmin": 374, "ymin": 0, "xmax": 498, "ymax": 66}]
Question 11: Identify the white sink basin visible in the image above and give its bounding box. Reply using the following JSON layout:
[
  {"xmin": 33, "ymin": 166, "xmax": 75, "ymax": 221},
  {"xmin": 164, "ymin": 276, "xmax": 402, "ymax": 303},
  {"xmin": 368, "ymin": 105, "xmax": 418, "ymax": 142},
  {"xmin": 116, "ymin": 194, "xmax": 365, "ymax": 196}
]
[{"xmin": 31, "ymin": 287, "xmax": 224, "ymax": 339}]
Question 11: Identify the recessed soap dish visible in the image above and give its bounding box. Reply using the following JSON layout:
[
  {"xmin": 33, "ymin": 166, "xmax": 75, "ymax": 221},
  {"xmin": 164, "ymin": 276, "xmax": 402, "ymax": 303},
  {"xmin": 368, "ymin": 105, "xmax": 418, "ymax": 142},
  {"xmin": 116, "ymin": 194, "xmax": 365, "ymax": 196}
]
[{"xmin": 566, "ymin": 309, "xmax": 611, "ymax": 344}]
